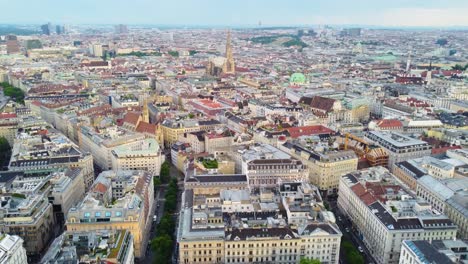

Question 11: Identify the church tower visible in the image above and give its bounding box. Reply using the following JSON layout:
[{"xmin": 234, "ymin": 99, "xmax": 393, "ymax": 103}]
[
  {"xmin": 142, "ymin": 97, "xmax": 150, "ymax": 123},
  {"xmin": 224, "ymin": 30, "xmax": 235, "ymax": 74}
]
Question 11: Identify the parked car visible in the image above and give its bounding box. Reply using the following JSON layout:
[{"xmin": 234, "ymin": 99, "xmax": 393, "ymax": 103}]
[{"xmin": 358, "ymin": 246, "xmax": 364, "ymax": 253}]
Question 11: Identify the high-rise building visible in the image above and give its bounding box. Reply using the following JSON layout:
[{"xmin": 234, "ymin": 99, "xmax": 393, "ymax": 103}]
[
  {"xmin": 41, "ymin": 23, "xmax": 52, "ymax": 35},
  {"xmin": 55, "ymin": 25, "xmax": 65, "ymax": 35},
  {"xmin": 6, "ymin": 35, "xmax": 20, "ymax": 54},
  {"xmin": 114, "ymin": 24, "xmax": 128, "ymax": 34}
]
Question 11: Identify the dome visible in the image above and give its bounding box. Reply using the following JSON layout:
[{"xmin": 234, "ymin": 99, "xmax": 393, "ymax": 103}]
[{"xmin": 290, "ymin": 72, "xmax": 306, "ymax": 84}]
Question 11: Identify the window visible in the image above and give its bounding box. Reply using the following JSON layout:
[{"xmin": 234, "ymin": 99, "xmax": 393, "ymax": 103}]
[
  {"xmin": 116, "ymin": 211, "xmax": 122, "ymax": 217},
  {"xmin": 84, "ymin": 212, "xmax": 90, "ymax": 218},
  {"xmin": 95, "ymin": 212, "xmax": 101, "ymax": 217},
  {"xmin": 105, "ymin": 212, "xmax": 111, "ymax": 217}
]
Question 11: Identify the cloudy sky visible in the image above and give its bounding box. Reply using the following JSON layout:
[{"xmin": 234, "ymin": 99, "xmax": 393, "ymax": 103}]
[{"xmin": 0, "ymin": 0, "xmax": 467, "ymax": 27}]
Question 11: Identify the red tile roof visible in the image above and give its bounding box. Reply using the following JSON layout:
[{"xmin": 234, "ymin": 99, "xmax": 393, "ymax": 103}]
[
  {"xmin": 0, "ymin": 113, "xmax": 17, "ymax": 119},
  {"xmin": 122, "ymin": 112, "xmax": 141, "ymax": 126},
  {"xmin": 136, "ymin": 121, "xmax": 157, "ymax": 135},
  {"xmin": 93, "ymin": 182, "xmax": 108, "ymax": 194},
  {"xmin": 309, "ymin": 96, "xmax": 336, "ymax": 113},
  {"xmin": 285, "ymin": 125, "xmax": 334, "ymax": 138},
  {"xmin": 376, "ymin": 119, "xmax": 403, "ymax": 128}
]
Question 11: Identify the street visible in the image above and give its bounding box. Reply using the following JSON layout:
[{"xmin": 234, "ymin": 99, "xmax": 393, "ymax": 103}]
[{"xmin": 327, "ymin": 196, "xmax": 376, "ymax": 264}]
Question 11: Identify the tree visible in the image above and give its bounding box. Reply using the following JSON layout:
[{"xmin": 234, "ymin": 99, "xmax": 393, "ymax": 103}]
[
  {"xmin": 151, "ymin": 234, "xmax": 173, "ymax": 264},
  {"xmin": 0, "ymin": 137, "xmax": 11, "ymax": 169},
  {"xmin": 160, "ymin": 161, "xmax": 171, "ymax": 183},
  {"xmin": 300, "ymin": 258, "xmax": 321, "ymax": 264}
]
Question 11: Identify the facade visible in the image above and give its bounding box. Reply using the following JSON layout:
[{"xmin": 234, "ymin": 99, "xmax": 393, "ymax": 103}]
[
  {"xmin": 416, "ymin": 176, "xmax": 468, "ymax": 239},
  {"xmin": 365, "ymin": 131, "xmax": 432, "ymax": 172},
  {"xmin": 41, "ymin": 230, "xmax": 134, "ymax": 264},
  {"xmin": 0, "ymin": 234, "xmax": 28, "ymax": 264},
  {"xmin": 48, "ymin": 169, "xmax": 86, "ymax": 227},
  {"xmin": 9, "ymin": 130, "xmax": 95, "ymax": 189},
  {"xmin": 338, "ymin": 167, "xmax": 458, "ymax": 264},
  {"xmin": 0, "ymin": 184, "xmax": 54, "ymax": 262},
  {"xmin": 399, "ymin": 240, "xmax": 467, "ymax": 264},
  {"xmin": 161, "ymin": 119, "xmax": 222, "ymax": 147},
  {"xmin": 66, "ymin": 170, "xmax": 154, "ymax": 259},
  {"xmin": 111, "ymin": 138, "xmax": 164, "ymax": 176},
  {"xmin": 279, "ymin": 141, "xmax": 358, "ymax": 194},
  {"xmin": 394, "ymin": 156, "xmax": 456, "ymax": 190},
  {"xmin": 178, "ymin": 176, "xmax": 342, "ymax": 264},
  {"xmin": 245, "ymin": 159, "xmax": 308, "ymax": 188}
]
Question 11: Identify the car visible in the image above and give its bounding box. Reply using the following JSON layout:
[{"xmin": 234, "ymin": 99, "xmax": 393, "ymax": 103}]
[
  {"xmin": 345, "ymin": 227, "xmax": 350, "ymax": 232},
  {"xmin": 153, "ymin": 215, "xmax": 158, "ymax": 222},
  {"xmin": 358, "ymin": 246, "xmax": 364, "ymax": 253},
  {"xmin": 338, "ymin": 216, "xmax": 342, "ymax": 221}
]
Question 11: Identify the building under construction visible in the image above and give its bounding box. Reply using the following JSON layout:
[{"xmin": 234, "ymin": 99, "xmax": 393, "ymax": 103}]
[{"xmin": 338, "ymin": 132, "xmax": 388, "ymax": 168}]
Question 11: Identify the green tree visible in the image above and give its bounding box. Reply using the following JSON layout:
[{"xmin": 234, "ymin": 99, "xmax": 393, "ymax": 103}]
[
  {"xmin": 151, "ymin": 234, "xmax": 173, "ymax": 264},
  {"xmin": 168, "ymin": 50, "xmax": 179, "ymax": 57},
  {"xmin": 160, "ymin": 161, "xmax": 171, "ymax": 183},
  {"xmin": 300, "ymin": 258, "xmax": 321, "ymax": 264},
  {"xmin": 0, "ymin": 137, "xmax": 11, "ymax": 168}
]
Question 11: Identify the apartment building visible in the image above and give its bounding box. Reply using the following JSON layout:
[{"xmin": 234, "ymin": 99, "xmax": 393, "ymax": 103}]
[
  {"xmin": 178, "ymin": 176, "xmax": 342, "ymax": 264},
  {"xmin": 111, "ymin": 138, "xmax": 164, "ymax": 176},
  {"xmin": 279, "ymin": 140, "xmax": 357, "ymax": 194},
  {"xmin": 41, "ymin": 230, "xmax": 134, "ymax": 264},
  {"xmin": 338, "ymin": 167, "xmax": 458, "ymax": 264},
  {"xmin": 66, "ymin": 170, "xmax": 154, "ymax": 259},
  {"xmin": 416, "ymin": 176, "xmax": 468, "ymax": 239},
  {"xmin": 9, "ymin": 130, "xmax": 94, "ymax": 188},
  {"xmin": 394, "ymin": 156, "xmax": 456, "ymax": 190},
  {"xmin": 161, "ymin": 119, "xmax": 222, "ymax": 147},
  {"xmin": 0, "ymin": 181, "xmax": 54, "ymax": 262},
  {"xmin": 399, "ymin": 239, "xmax": 467, "ymax": 264},
  {"xmin": 48, "ymin": 169, "xmax": 86, "ymax": 227},
  {"xmin": 0, "ymin": 234, "xmax": 28, "ymax": 264},
  {"xmin": 365, "ymin": 131, "xmax": 432, "ymax": 172},
  {"xmin": 78, "ymin": 125, "xmax": 146, "ymax": 171}
]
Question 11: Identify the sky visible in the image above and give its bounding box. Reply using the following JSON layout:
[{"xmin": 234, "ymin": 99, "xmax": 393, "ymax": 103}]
[{"xmin": 0, "ymin": 0, "xmax": 467, "ymax": 27}]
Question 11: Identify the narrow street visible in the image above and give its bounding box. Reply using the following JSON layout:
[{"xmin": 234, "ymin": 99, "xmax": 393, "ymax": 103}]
[{"xmin": 327, "ymin": 196, "xmax": 376, "ymax": 264}]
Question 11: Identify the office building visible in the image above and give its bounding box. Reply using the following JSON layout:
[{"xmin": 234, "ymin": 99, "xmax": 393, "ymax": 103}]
[
  {"xmin": 365, "ymin": 131, "xmax": 432, "ymax": 172},
  {"xmin": 400, "ymin": 239, "xmax": 467, "ymax": 264},
  {"xmin": 66, "ymin": 170, "xmax": 154, "ymax": 259},
  {"xmin": 338, "ymin": 167, "xmax": 457, "ymax": 264}
]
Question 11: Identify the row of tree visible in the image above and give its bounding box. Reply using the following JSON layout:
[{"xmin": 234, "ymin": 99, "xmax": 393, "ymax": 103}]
[
  {"xmin": 151, "ymin": 178, "xmax": 179, "ymax": 264},
  {"xmin": 0, "ymin": 82, "xmax": 25, "ymax": 104},
  {"xmin": 341, "ymin": 237, "xmax": 365, "ymax": 264},
  {"xmin": 0, "ymin": 137, "xmax": 11, "ymax": 170}
]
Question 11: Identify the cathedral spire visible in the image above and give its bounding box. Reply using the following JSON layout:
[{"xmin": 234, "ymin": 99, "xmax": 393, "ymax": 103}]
[{"xmin": 225, "ymin": 29, "xmax": 235, "ymax": 74}]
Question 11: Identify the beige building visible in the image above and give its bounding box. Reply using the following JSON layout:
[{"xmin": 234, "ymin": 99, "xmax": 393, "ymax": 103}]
[
  {"xmin": 0, "ymin": 187, "xmax": 54, "ymax": 262},
  {"xmin": 161, "ymin": 119, "xmax": 222, "ymax": 147},
  {"xmin": 111, "ymin": 138, "xmax": 164, "ymax": 176},
  {"xmin": 279, "ymin": 141, "xmax": 357, "ymax": 194},
  {"xmin": 9, "ymin": 130, "xmax": 95, "ymax": 189},
  {"xmin": 66, "ymin": 170, "xmax": 154, "ymax": 259},
  {"xmin": 178, "ymin": 175, "xmax": 342, "ymax": 264},
  {"xmin": 48, "ymin": 169, "xmax": 86, "ymax": 226},
  {"xmin": 338, "ymin": 167, "xmax": 458, "ymax": 264}
]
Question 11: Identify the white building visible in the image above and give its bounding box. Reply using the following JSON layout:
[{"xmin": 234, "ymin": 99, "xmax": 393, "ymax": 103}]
[
  {"xmin": 338, "ymin": 167, "xmax": 458, "ymax": 264},
  {"xmin": 365, "ymin": 131, "xmax": 432, "ymax": 172},
  {"xmin": 0, "ymin": 234, "xmax": 27, "ymax": 264}
]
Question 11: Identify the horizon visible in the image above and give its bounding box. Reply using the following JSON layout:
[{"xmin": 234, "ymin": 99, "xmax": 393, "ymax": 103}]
[{"xmin": 0, "ymin": 0, "xmax": 467, "ymax": 28}]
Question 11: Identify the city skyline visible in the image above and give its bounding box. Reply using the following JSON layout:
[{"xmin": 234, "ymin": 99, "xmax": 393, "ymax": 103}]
[{"xmin": 0, "ymin": 0, "xmax": 467, "ymax": 27}]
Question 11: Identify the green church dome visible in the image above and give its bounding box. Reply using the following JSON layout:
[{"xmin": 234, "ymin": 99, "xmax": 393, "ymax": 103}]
[{"xmin": 290, "ymin": 72, "xmax": 306, "ymax": 84}]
